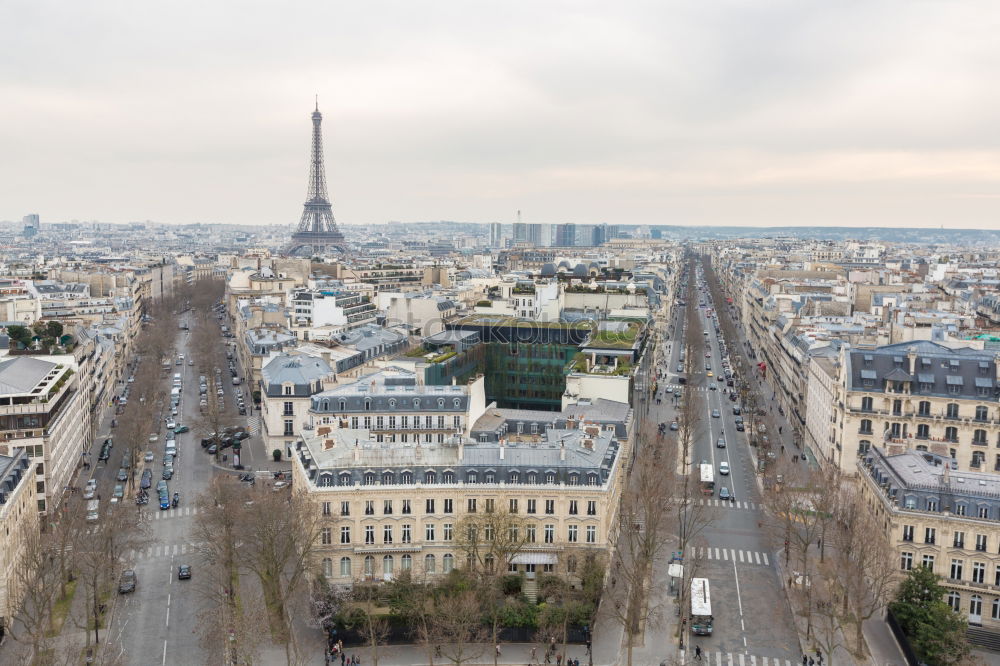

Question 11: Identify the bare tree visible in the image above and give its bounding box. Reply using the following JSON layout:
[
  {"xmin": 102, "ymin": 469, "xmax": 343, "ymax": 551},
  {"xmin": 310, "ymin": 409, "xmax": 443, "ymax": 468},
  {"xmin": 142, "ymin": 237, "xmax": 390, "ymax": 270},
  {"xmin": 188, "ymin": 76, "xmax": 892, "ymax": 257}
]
[
  {"xmin": 349, "ymin": 582, "xmax": 391, "ymax": 666},
  {"xmin": 426, "ymin": 588, "xmax": 488, "ymax": 665}
]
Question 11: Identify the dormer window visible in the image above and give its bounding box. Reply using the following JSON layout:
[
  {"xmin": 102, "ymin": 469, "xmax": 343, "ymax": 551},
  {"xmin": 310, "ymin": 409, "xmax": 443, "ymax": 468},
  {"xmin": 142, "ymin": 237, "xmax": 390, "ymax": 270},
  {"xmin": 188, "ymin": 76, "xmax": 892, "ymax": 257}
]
[
  {"xmin": 364, "ymin": 398, "xmax": 372, "ymax": 411},
  {"xmin": 339, "ymin": 399, "xmax": 346, "ymax": 411},
  {"xmin": 437, "ymin": 398, "xmax": 445, "ymax": 408},
  {"xmin": 284, "ymin": 385, "xmax": 293, "ymax": 396},
  {"xmin": 413, "ymin": 398, "xmax": 421, "ymax": 408},
  {"xmin": 389, "ymin": 398, "xmax": 396, "ymax": 408},
  {"xmin": 863, "ymin": 354, "xmax": 873, "ymax": 367},
  {"xmin": 453, "ymin": 398, "xmax": 461, "ymax": 408}
]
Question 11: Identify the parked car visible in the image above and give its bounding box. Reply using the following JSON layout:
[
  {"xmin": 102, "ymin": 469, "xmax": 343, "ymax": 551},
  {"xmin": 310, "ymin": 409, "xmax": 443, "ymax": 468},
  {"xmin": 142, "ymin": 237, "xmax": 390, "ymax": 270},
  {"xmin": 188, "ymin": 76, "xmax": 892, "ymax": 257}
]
[
  {"xmin": 207, "ymin": 444, "xmax": 218, "ymax": 455},
  {"xmin": 144, "ymin": 450, "xmax": 154, "ymax": 462},
  {"xmin": 166, "ymin": 420, "xmax": 176, "ymax": 430},
  {"xmin": 141, "ymin": 469, "xmax": 152, "ymax": 489},
  {"xmin": 83, "ymin": 485, "xmax": 96, "ymax": 500},
  {"xmin": 669, "ymin": 421, "xmax": 679, "ymax": 431},
  {"xmin": 162, "ymin": 468, "xmax": 173, "ymax": 480},
  {"xmin": 118, "ymin": 570, "xmax": 137, "ymax": 594},
  {"xmin": 112, "ymin": 484, "xmax": 124, "ymax": 500},
  {"xmin": 234, "ymin": 431, "xmax": 251, "ymax": 441},
  {"xmin": 148, "ymin": 434, "xmax": 158, "ymax": 443},
  {"xmin": 735, "ymin": 422, "xmax": 745, "ymax": 432}
]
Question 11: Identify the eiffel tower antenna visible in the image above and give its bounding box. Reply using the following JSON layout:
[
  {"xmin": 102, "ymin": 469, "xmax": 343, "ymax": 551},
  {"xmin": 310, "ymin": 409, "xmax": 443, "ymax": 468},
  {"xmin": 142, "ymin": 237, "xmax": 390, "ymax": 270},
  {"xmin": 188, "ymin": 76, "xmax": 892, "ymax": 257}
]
[{"xmin": 285, "ymin": 101, "xmax": 347, "ymax": 256}]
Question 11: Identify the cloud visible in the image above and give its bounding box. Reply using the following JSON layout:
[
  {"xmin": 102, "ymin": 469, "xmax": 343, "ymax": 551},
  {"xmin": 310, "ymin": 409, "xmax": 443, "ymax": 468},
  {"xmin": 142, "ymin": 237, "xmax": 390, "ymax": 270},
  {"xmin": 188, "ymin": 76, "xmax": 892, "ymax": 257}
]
[{"xmin": 1, "ymin": 0, "xmax": 999, "ymax": 228}]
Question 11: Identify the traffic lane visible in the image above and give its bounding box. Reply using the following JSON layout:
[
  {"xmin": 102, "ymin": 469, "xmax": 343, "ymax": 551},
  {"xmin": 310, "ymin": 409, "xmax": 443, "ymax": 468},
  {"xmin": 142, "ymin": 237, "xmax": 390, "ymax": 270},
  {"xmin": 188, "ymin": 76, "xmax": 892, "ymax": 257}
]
[{"xmin": 117, "ymin": 554, "xmax": 172, "ymax": 662}]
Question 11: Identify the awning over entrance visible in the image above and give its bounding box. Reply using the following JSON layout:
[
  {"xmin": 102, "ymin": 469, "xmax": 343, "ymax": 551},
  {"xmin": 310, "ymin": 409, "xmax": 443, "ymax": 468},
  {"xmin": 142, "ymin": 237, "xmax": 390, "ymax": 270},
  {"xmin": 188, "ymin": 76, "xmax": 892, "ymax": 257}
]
[{"xmin": 510, "ymin": 553, "xmax": 558, "ymax": 565}]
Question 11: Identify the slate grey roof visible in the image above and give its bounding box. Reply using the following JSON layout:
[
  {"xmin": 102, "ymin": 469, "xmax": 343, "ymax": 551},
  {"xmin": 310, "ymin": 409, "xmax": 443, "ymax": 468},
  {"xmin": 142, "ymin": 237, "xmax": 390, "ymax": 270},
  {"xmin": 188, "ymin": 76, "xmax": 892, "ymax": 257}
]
[
  {"xmin": 262, "ymin": 353, "xmax": 333, "ymax": 396},
  {"xmin": 848, "ymin": 341, "xmax": 1000, "ymax": 399},
  {"xmin": 883, "ymin": 368, "xmax": 912, "ymax": 382},
  {"xmin": 0, "ymin": 356, "xmax": 59, "ymax": 395}
]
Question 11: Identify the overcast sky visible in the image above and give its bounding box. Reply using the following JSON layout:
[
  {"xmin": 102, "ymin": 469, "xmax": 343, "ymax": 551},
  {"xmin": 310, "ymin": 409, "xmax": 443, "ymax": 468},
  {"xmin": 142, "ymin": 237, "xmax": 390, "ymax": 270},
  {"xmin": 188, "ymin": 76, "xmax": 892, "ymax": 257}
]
[{"xmin": 3, "ymin": 1, "xmax": 999, "ymax": 229}]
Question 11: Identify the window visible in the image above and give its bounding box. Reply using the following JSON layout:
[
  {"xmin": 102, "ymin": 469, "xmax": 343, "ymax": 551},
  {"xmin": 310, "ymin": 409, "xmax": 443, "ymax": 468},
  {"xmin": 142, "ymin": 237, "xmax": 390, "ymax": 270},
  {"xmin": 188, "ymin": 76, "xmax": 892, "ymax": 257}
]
[
  {"xmin": 587, "ymin": 500, "xmax": 597, "ymax": 516},
  {"xmin": 947, "ymin": 592, "xmax": 961, "ymax": 612},
  {"xmin": 425, "ymin": 471, "xmax": 436, "ymax": 484},
  {"xmin": 859, "ymin": 419, "xmax": 872, "ymax": 435},
  {"xmin": 377, "ymin": 416, "xmax": 384, "ymax": 429},
  {"xmin": 996, "ymin": 566, "xmax": 1000, "ymax": 587},
  {"xmin": 284, "ymin": 385, "xmax": 292, "ymax": 396},
  {"xmin": 467, "ymin": 499, "xmax": 477, "ymax": 513},
  {"xmin": 467, "ymin": 471, "xmax": 478, "ymax": 484},
  {"xmin": 402, "ymin": 524, "xmax": 411, "ymax": 543},
  {"xmin": 283, "ymin": 401, "xmax": 293, "ymax": 416},
  {"xmin": 545, "ymin": 500, "xmax": 555, "ymax": 515},
  {"xmin": 454, "ymin": 415, "xmax": 461, "ymax": 429},
  {"xmin": 945, "ymin": 426, "xmax": 958, "ymax": 442},
  {"xmin": 973, "ymin": 562, "xmax": 986, "ymax": 584},
  {"xmin": 902, "ymin": 525, "xmax": 914, "ymax": 542},
  {"xmin": 383, "ymin": 555, "xmax": 393, "ymax": 575},
  {"xmin": 322, "ymin": 501, "xmax": 331, "ymax": 516},
  {"xmin": 365, "ymin": 526, "xmax": 375, "ymax": 545},
  {"xmin": 918, "ymin": 401, "xmax": 931, "ymax": 416},
  {"xmin": 925, "ymin": 528, "xmax": 936, "ymax": 544},
  {"xmin": 426, "ymin": 524, "xmax": 435, "ymax": 541},
  {"xmin": 442, "ymin": 554, "xmax": 454, "ymax": 573},
  {"xmin": 351, "ymin": 417, "xmax": 359, "ymax": 429},
  {"xmin": 510, "ymin": 471, "xmax": 520, "ymax": 484},
  {"xmin": 526, "ymin": 525, "xmax": 536, "ymax": 543},
  {"xmin": 957, "ymin": 501, "xmax": 970, "ymax": 515},
  {"xmin": 363, "ymin": 416, "xmax": 371, "ymax": 429},
  {"xmin": 974, "ymin": 429, "xmax": 988, "ymax": 445},
  {"xmin": 425, "ymin": 554, "xmax": 436, "ymax": 573},
  {"xmin": 586, "ymin": 525, "xmax": 597, "ymax": 543},
  {"xmin": 485, "ymin": 471, "xmax": 495, "ymax": 484},
  {"xmin": 544, "ymin": 524, "xmax": 554, "ymax": 544},
  {"xmin": 321, "ymin": 528, "xmax": 332, "ymax": 545},
  {"xmin": 485, "ymin": 498, "xmax": 495, "ymax": 513},
  {"xmin": 426, "ymin": 499, "xmax": 435, "ymax": 514},
  {"xmin": 443, "ymin": 523, "xmax": 453, "ymax": 541},
  {"xmin": 365, "ymin": 501, "xmax": 375, "ymax": 516},
  {"xmin": 364, "ymin": 472, "xmax": 376, "ymax": 486},
  {"xmin": 976, "ymin": 534, "xmax": 987, "ymax": 552},
  {"xmin": 892, "ymin": 399, "xmax": 902, "ymax": 415},
  {"xmin": 383, "ymin": 525, "xmax": 393, "ymax": 544},
  {"xmin": 527, "ymin": 472, "xmax": 537, "ymax": 484},
  {"xmin": 947, "ymin": 403, "xmax": 959, "ymax": 418},
  {"xmin": 922, "ymin": 554, "xmax": 935, "ymax": 571},
  {"xmin": 994, "ymin": 598, "xmax": 1000, "ymax": 621},
  {"xmin": 954, "ymin": 531, "xmax": 965, "ymax": 548},
  {"xmin": 976, "ymin": 406, "xmax": 989, "ymax": 421},
  {"xmin": 568, "ymin": 525, "xmax": 578, "ymax": 543},
  {"xmin": 384, "ymin": 500, "xmax": 393, "ymax": 515},
  {"xmin": 340, "ymin": 527, "xmax": 351, "ymax": 544},
  {"xmin": 443, "ymin": 471, "xmax": 455, "ymax": 484},
  {"xmin": 340, "ymin": 557, "xmax": 352, "ymax": 577},
  {"xmin": 401, "ymin": 554, "xmax": 412, "ymax": 571},
  {"xmin": 364, "ymin": 555, "xmax": 374, "ymax": 576},
  {"xmin": 569, "ymin": 500, "xmax": 578, "ymax": 515},
  {"xmin": 401, "ymin": 471, "xmax": 413, "ymax": 485},
  {"xmin": 928, "ymin": 499, "xmax": 939, "ymax": 512},
  {"xmin": 444, "ymin": 499, "xmax": 453, "ymax": 514},
  {"xmin": 916, "ymin": 424, "xmax": 929, "ymax": 439},
  {"xmin": 509, "ymin": 499, "xmax": 519, "ymax": 513},
  {"xmin": 527, "ymin": 499, "xmax": 537, "ymax": 514},
  {"xmin": 861, "ymin": 397, "xmax": 873, "ymax": 411},
  {"xmin": 340, "ymin": 501, "xmax": 350, "ymax": 517},
  {"xmin": 402, "ymin": 500, "xmax": 411, "ymax": 514},
  {"xmin": 900, "ymin": 552, "xmax": 913, "ymax": 571},
  {"xmin": 322, "ymin": 557, "xmax": 333, "ymax": 577},
  {"xmin": 951, "ymin": 559, "xmax": 964, "ymax": 581},
  {"xmin": 283, "ymin": 419, "xmax": 294, "ymax": 436},
  {"xmin": 981, "ymin": 505, "xmax": 991, "ymax": 519},
  {"xmin": 546, "ymin": 472, "xmax": 556, "ymax": 484}
]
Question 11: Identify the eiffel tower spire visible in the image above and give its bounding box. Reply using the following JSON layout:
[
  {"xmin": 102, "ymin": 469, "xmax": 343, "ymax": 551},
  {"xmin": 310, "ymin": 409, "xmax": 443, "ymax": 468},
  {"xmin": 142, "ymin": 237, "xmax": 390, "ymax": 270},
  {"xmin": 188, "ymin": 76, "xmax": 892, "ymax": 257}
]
[{"xmin": 286, "ymin": 102, "xmax": 347, "ymax": 256}]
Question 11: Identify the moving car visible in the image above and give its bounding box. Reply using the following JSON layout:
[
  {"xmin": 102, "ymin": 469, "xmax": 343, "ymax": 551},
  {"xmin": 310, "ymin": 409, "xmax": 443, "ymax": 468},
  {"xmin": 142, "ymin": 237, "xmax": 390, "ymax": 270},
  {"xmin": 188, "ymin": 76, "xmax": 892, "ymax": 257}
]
[
  {"xmin": 144, "ymin": 450, "xmax": 154, "ymax": 462},
  {"xmin": 118, "ymin": 570, "xmax": 137, "ymax": 594},
  {"xmin": 717, "ymin": 437, "xmax": 726, "ymax": 448},
  {"xmin": 98, "ymin": 442, "xmax": 112, "ymax": 461},
  {"xmin": 711, "ymin": 409, "xmax": 720, "ymax": 418},
  {"xmin": 116, "ymin": 468, "xmax": 128, "ymax": 482},
  {"xmin": 112, "ymin": 484, "xmax": 124, "ymax": 500},
  {"xmin": 735, "ymin": 422, "xmax": 745, "ymax": 432},
  {"xmin": 719, "ymin": 461, "xmax": 730, "ymax": 475},
  {"xmin": 174, "ymin": 425, "xmax": 189, "ymax": 434},
  {"xmin": 669, "ymin": 421, "xmax": 679, "ymax": 431},
  {"xmin": 178, "ymin": 565, "xmax": 192, "ymax": 580},
  {"xmin": 719, "ymin": 487, "xmax": 731, "ymax": 500},
  {"xmin": 148, "ymin": 434, "xmax": 158, "ymax": 443}
]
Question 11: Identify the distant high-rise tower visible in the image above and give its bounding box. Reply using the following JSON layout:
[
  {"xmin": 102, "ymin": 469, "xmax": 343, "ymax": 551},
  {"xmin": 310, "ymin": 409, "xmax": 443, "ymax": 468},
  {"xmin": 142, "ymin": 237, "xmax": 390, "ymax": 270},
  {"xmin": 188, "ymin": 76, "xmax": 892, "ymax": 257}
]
[
  {"xmin": 22, "ymin": 214, "xmax": 39, "ymax": 238},
  {"xmin": 489, "ymin": 222, "xmax": 503, "ymax": 248},
  {"xmin": 285, "ymin": 103, "xmax": 348, "ymax": 256}
]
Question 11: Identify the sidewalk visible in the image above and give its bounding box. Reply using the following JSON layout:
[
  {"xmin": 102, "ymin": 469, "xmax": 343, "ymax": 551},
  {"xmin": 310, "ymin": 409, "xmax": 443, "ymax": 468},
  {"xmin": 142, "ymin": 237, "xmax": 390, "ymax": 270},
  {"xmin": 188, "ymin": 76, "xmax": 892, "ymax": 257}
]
[{"xmin": 259, "ymin": 641, "xmax": 598, "ymax": 666}]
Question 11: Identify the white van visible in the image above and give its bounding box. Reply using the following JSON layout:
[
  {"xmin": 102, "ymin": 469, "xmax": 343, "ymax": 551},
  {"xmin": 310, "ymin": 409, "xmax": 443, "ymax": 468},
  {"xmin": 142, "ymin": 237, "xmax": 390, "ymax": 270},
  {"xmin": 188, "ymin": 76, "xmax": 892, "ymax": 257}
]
[
  {"xmin": 170, "ymin": 387, "xmax": 181, "ymax": 400},
  {"xmin": 86, "ymin": 499, "xmax": 100, "ymax": 522}
]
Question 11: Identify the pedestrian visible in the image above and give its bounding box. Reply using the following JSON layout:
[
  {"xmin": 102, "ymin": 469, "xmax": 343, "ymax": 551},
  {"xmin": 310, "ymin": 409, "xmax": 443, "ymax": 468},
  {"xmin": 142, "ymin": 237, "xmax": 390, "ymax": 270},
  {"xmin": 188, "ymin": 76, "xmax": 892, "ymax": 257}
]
[
  {"xmin": 556, "ymin": 653, "xmax": 562, "ymax": 666},
  {"xmin": 808, "ymin": 658, "xmax": 814, "ymax": 666},
  {"xmin": 544, "ymin": 649, "xmax": 552, "ymax": 664},
  {"xmin": 695, "ymin": 645, "xmax": 703, "ymax": 661},
  {"xmin": 530, "ymin": 646, "xmax": 537, "ymax": 663},
  {"xmin": 496, "ymin": 644, "xmax": 502, "ymax": 657},
  {"xmin": 340, "ymin": 651, "xmax": 345, "ymax": 666}
]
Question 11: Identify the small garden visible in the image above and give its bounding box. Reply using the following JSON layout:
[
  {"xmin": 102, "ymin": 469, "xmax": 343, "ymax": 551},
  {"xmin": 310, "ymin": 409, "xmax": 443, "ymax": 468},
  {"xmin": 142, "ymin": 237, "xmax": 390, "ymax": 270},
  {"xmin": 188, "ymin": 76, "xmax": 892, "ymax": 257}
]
[{"xmin": 6, "ymin": 321, "xmax": 75, "ymax": 353}]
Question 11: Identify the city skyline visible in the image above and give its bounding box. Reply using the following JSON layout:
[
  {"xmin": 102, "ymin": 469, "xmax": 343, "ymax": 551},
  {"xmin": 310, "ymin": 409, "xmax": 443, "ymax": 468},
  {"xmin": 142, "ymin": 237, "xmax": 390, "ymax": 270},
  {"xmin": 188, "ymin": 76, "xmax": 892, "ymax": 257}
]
[{"xmin": 3, "ymin": 1, "xmax": 1000, "ymax": 229}]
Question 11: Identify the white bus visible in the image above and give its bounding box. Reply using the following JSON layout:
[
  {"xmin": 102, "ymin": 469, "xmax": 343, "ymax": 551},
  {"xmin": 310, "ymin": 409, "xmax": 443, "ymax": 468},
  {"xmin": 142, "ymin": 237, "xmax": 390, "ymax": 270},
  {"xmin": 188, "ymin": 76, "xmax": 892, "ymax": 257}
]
[
  {"xmin": 690, "ymin": 577, "xmax": 713, "ymax": 635},
  {"xmin": 699, "ymin": 464, "xmax": 715, "ymax": 496}
]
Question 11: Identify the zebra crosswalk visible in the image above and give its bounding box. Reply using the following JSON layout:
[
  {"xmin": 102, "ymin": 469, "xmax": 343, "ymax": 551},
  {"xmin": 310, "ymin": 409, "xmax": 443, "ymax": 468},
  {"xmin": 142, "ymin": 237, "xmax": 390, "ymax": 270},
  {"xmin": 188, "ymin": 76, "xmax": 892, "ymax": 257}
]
[
  {"xmin": 691, "ymin": 652, "xmax": 798, "ymax": 666},
  {"xmin": 694, "ymin": 546, "xmax": 770, "ymax": 567},
  {"xmin": 245, "ymin": 416, "xmax": 260, "ymax": 435},
  {"xmin": 141, "ymin": 506, "xmax": 200, "ymax": 521},
  {"xmin": 698, "ymin": 498, "xmax": 761, "ymax": 510},
  {"xmin": 123, "ymin": 542, "xmax": 202, "ymax": 561}
]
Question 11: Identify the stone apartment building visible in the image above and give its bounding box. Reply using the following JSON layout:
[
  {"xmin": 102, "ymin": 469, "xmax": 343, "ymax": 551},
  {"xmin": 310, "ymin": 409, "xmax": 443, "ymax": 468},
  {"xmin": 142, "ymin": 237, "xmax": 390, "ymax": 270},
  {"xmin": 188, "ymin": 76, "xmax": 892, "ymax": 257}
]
[
  {"xmin": 0, "ymin": 448, "xmax": 36, "ymax": 639},
  {"xmin": 291, "ymin": 369, "xmax": 632, "ymax": 594},
  {"xmin": 260, "ymin": 352, "xmax": 337, "ymax": 460},
  {"xmin": 860, "ymin": 446, "xmax": 1000, "ymax": 638}
]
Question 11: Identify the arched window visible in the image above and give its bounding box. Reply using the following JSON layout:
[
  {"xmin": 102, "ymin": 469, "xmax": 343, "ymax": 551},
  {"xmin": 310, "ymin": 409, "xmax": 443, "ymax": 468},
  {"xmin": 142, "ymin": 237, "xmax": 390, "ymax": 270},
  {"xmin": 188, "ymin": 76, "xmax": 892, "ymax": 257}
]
[
  {"xmin": 545, "ymin": 472, "xmax": 556, "ymax": 484},
  {"xmin": 587, "ymin": 473, "xmax": 599, "ymax": 486},
  {"xmin": 859, "ymin": 419, "xmax": 873, "ymax": 434},
  {"xmin": 322, "ymin": 399, "xmax": 329, "ymax": 411},
  {"xmin": 947, "ymin": 403, "xmax": 959, "ymax": 418},
  {"xmin": 339, "ymin": 398, "xmax": 346, "ymax": 411},
  {"xmin": 364, "ymin": 555, "xmax": 375, "ymax": 576},
  {"xmin": 453, "ymin": 398, "xmax": 461, "ymax": 408},
  {"xmin": 340, "ymin": 557, "xmax": 352, "ymax": 577},
  {"xmin": 401, "ymin": 554, "xmax": 412, "ymax": 571},
  {"xmin": 339, "ymin": 472, "xmax": 353, "ymax": 486},
  {"xmin": 569, "ymin": 473, "xmax": 580, "ymax": 485},
  {"xmin": 916, "ymin": 424, "xmax": 929, "ymax": 439},
  {"xmin": 389, "ymin": 398, "xmax": 396, "ymax": 409},
  {"xmin": 383, "ymin": 555, "xmax": 394, "ymax": 575},
  {"xmin": 974, "ymin": 429, "xmax": 987, "ymax": 445},
  {"xmin": 945, "ymin": 427, "xmax": 958, "ymax": 442},
  {"xmin": 947, "ymin": 591, "xmax": 961, "ymax": 611},
  {"xmin": 413, "ymin": 398, "xmax": 421, "ymax": 408},
  {"xmin": 424, "ymin": 470, "xmax": 437, "ymax": 484},
  {"xmin": 858, "ymin": 440, "xmax": 871, "ymax": 454},
  {"xmin": 485, "ymin": 471, "xmax": 495, "ymax": 483},
  {"xmin": 322, "ymin": 557, "xmax": 333, "ymax": 578},
  {"xmin": 976, "ymin": 406, "xmax": 989, "ymax": 421},
  {"xmin": 438, "ymin": 398, "xmax": 445, "ymax": 408},
  {"xmin": 365, "ymin": 398, "xmax": 372, "ymax": 411},
  {"xmin": 918, "ymin": 400, "xmax": 931, "ymax": 416},
  {"xmin": 382, "ymin": 471, "xmax": 395, "ymax": 485},
  {"xmin": 526, "ymin": 472, "xmax": 537, "ymax": 484},
  {"xmin": 443, "ymin": 554, "xmax": 454, "ymax": 573},
  {"xmin": 861, "ymin": 397, "xmax": 873, "ymax": 411},
  {"xmin": 993, "ymin": 598, "xmax": 1000, "ymax": 621},
  {"xmin": 318, "ymin": 473, "xmax": 334, "ymax": 487},
  {"xmin": 425, "ymin": 554, "xmax": 436, "ymax": 573}
]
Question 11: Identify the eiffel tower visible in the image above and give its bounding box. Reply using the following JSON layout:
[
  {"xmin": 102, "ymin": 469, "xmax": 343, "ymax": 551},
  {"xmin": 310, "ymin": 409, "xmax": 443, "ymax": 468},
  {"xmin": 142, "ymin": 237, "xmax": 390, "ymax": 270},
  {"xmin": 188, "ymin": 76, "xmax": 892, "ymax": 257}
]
[{"xmin": 285, "ymin": 102, "xmax": 348, "ymax": 256}]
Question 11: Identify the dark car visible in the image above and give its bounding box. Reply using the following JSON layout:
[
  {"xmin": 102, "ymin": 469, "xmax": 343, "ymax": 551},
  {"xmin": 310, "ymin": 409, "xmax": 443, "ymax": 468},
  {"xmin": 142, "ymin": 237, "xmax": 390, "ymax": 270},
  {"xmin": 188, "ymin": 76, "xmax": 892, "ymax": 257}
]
[
  {"xmin": 238, "ymin": 407, "xmax": 247, "ymax": 415},
  {"xmin": 116, "ymin": 468, "xmax": 128, "ymax": 482},
  {"xmin": 98, "ymin": 443, "xmax": 112, "ymax": 461},
  {"xmin": 207, "ymin": 444, "xmax": 218, "ymax": 455},
  {"xmin": 736, "ymin": 422, "xmax": 745, "ymax": 432},
  {"xmin": 177, "ymin": 565, "xmax": 192, "ymax": 580},
  {"xmin": 140, "ymin": 469, "xmax": 152, "ymax": 489},
  {"xmin": 234, "ymin": 431, "xmax": 251, "ymax": 441},
  {"xmin": 118, "ymin": 569, "xmax": 137, "ymax": 594},
  {"xmin": 732, "ymin": 406, "xmax": 741, "ymax": 415},
  {"xmin": 162, "ymin": 467, "xmax": 173, "ymax": 480}
]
